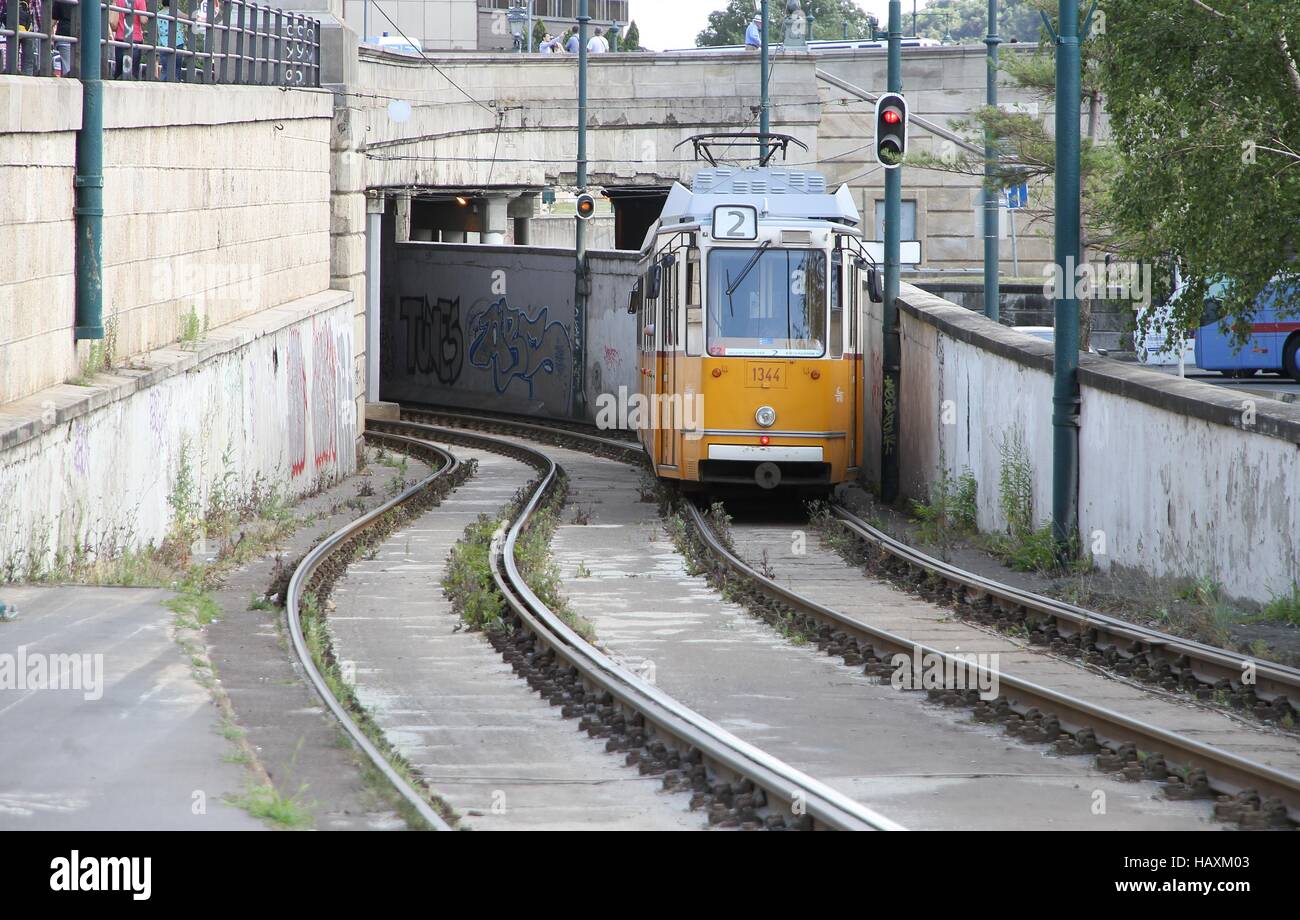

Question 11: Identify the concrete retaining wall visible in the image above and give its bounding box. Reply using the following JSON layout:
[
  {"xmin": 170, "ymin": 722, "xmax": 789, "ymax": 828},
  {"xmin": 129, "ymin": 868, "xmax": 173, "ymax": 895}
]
[
  {"xmin": 0, "ymin": 78, "xmax": 82, "ymax": 405},
  {"xmin": 893, "ymin": 283, "xmax": 1300, "ymax": 605},
  {"xmin": 0, "ymin": 79, "xmax": 335, "ymax": 407},
  {"xmin": 379, "ymin": 241, "xmax": 638, "ymax": 422},
  {"xmin": 0, "ymin": 292, "xmax": 357, "ymax": 578}
]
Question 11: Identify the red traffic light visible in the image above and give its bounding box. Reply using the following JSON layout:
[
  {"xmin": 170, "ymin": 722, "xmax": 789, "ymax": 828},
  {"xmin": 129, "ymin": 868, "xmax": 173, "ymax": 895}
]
[{"xmin": 882, "ymin": 109, "xmax": 901, "ymax": 125}]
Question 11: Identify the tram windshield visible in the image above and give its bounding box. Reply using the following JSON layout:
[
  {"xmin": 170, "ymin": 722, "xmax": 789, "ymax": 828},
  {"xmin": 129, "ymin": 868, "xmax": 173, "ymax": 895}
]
[{"xmin": 707, "ymin": 248, "xmax": 827, "ymax": 357}]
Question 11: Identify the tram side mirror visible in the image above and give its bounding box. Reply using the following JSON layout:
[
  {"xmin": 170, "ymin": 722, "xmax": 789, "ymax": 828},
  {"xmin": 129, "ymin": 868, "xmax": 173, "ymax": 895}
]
[
  {"xmin": 646, "ymin": 264, "xmax": 662, "ymax": 301},
  {"xmin": 628, "ymin": 278, "xmax": 642, "ymax": 315},
  {"xmin": 866, "ymin": 267, "xmax": 884, "ymax": 304}
]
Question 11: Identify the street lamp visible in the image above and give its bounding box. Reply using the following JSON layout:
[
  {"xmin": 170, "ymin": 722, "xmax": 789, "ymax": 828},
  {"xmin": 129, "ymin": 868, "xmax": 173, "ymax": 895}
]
[
  {"xmin": 611, "ymin": 20, "xmax": 621, "ymax": 52},
  {"xmin": 784, "ymin": 0, "xmax": 806, "ymax": 49},
  {"xmin": 507, "ymin": 6, "xmax": 527, "ymax": 52}
]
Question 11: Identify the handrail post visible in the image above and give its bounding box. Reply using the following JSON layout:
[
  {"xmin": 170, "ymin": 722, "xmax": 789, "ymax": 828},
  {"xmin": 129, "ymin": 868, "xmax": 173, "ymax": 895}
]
[
  {"xmin": 40, "ymin": 0, "xmax": 54, "ymax": 76},
  {"xmin": 4, "ymin": 0, "xmax": 17, "ymax": 74},
  {"xmin": 217, "ymin": 0, "xmax": 232, "ymax": 83},
  {"xmin": 233, "ymin": 0, "xmax": 245, "ymax": 83},
  {"xmin": 272, "ymin": 6, "xmax": 281, "ymax": 85},
  {"xmin": 144, "ymin": 0, "xmax": 157, "ymax": 80}
]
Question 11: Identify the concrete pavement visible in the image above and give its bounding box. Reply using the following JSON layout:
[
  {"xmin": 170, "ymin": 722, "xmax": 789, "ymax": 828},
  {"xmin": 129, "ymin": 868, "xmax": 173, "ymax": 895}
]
[{"xmin": 0, "ymin": 586, "xmax": 262, "ymax": 830}]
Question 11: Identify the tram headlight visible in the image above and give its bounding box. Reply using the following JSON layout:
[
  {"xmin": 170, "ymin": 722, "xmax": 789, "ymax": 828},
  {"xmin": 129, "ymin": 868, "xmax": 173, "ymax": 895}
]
[{"xmin": 755, "ymin": 406, "xmax": 777, "ymax": 428}]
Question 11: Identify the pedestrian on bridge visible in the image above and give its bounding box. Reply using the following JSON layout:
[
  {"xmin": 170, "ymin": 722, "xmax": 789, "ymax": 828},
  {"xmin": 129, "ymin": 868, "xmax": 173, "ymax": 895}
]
[
  {"xmin": 588, "ymin": 28, "xmax": 609, "ymax": 54},
  {"xmin": 565, "ymin": 29, "xmax": 580, "ymax": 54},
  {"xmin": 745, "ymin": 14, "xmax": 763, "ymax": 50}
]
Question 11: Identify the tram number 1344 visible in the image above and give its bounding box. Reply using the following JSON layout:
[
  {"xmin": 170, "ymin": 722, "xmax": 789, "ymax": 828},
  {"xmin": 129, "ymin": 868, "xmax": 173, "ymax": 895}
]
[{"xmin": 746, "ymin": 363, "xmax": 787, "ymax": 388}]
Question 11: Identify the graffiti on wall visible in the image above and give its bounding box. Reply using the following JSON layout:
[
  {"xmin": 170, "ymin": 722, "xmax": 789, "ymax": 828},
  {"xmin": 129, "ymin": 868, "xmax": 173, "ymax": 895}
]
[
  {"xmin": 311, "ymin": 320, "xmax": 340, "ymax": 472},
  {"xmin": 286, "ymin": 328, "xmax": 308, "ymax": 477},
  {"xmin": 401, "ymin": 294, "xmax": 465, "ymax": 384},
  {"xmin": 467, "ymin": 298, "xmax": 573, "ymax": 403}
]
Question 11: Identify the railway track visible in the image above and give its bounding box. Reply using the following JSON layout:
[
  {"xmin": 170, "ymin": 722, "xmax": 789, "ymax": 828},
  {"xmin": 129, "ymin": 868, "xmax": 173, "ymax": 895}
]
[
  {"xmin": 288, "ymin": 413, "xmax": 901, "ymax": 831},
  {"xmin": 405, "ymin": 405, "xmax": 1300, "ymax": 828},
  {"xmin": 827, "ymin": 505, "xmax": 1300, "ymax": 724}
]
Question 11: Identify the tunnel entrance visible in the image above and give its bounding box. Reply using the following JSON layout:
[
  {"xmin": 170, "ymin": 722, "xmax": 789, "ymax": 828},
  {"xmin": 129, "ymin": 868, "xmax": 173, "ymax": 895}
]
[{"xmin": 605, "ymin": 187, "xmax": 670, "ymax": 252}]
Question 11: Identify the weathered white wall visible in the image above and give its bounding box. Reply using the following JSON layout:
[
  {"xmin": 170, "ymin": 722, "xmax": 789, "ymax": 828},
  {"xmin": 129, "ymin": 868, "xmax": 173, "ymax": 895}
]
[
  {"xmin": 899, "ymin": 286, "xmax": 1055, "ymax": 531},
  {"xmin": 1079, "ymin": 373, "xmax": 1300, "ymax": 602},
  {"xmin": 0, "ymin": 80, "xmax": 357, "ymax": 579},
  {"xmin": 893, "ymin": 283, "xmax": 1300, "ymax": 605},
  {"xmin": 0, "ymin": 81, "xmax": 335, "ymax": 408},
  {"xmin": 0, "ymin": 293, "xmax": 357, "ymax": 578}
]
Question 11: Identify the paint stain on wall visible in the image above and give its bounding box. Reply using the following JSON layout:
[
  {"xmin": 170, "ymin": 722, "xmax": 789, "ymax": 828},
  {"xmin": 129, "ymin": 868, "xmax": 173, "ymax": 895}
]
[
  {"xmin": 311, "ymin": 320, "xmax": 339, "ymax": 472},
  {"xmin": 286, "ymin": 328, "xmax": 308, "ymax": 477}
]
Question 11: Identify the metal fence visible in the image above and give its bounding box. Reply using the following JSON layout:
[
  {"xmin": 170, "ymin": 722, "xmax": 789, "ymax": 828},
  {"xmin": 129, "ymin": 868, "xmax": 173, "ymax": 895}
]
[{"xmin": 1, "ymin": 0, "xmax": 319, "ymax": 85}]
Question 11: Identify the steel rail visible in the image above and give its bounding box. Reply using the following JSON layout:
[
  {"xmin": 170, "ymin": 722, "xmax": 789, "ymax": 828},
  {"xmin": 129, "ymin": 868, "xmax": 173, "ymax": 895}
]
[
  {"xmin": 395, "ymin": 405, "xmax": 1300, "ymax": 821},
  {"xmin": 830, "ymin": 504, "xmax": 1300, "ymax": 714},
  {"xmin": 686, "ymin": 502, "xmax": 1300, "ymax": 823},
  {"xmin": 380, "ymin": 414, "xmax": 903, "ymax": 831},
  {"xmin": 285, "ymin": 430, "xmax": 456, "ymax": 832},
  {"xmin": 411, "ymin": 408, "xmax": 1300, "ymax": 712}
]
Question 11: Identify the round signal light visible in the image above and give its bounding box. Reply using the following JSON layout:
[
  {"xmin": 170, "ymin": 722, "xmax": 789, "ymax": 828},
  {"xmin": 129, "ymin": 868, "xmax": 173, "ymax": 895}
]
[
  {"xmin": 755, "ymin": 406, "xmax": 777, "ymax": 428},
  {"xmin": 576, "ymin": 193, "xmax": 598, "ymax": 220},
  {"xmin": 760, "ymin": 435, "xmax": 771, "ymax": 446},
  {"xmin": 712, "ymin": 368, "xmax": 723, "ymax": 378},
  {"xmin": 811, "ymin": 370, "xmax": 821, "ymax": 380},
  {"xmin": 882, "ymin": 109, "xmax": 902, "ymax": 125}
]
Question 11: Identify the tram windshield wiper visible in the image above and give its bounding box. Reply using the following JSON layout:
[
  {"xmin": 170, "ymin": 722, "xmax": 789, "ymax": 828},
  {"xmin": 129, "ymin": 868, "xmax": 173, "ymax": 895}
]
[{"xmin": 725, "ymin": 241, "xmax": 772, "ymax": 298}]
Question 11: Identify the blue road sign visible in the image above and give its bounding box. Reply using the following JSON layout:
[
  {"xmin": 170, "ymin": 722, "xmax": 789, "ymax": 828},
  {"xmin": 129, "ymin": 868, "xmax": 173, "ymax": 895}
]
[{"xmin": 1005, "ymin": 182, "xmax": 1029, "ymax": 210}]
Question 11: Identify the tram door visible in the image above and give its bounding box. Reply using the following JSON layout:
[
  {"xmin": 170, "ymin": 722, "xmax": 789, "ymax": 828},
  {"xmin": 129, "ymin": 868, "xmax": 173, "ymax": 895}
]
[{"xmin": 657, "ymin": 257, "xmax": 678, "ymax": 471}]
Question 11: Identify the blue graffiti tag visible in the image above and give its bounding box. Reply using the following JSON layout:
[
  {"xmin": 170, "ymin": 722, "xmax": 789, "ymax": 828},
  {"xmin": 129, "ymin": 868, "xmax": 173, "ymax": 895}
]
[{"xmin": 467, "ymin": 299, "xmax": 573, "ymax": 402}]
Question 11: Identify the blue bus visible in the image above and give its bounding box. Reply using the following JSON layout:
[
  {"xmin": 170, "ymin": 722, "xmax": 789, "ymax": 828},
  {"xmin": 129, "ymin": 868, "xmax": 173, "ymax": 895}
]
[{"xmin": 1194, "ymin": 280, "xmax": 1300, "ymax": 380}]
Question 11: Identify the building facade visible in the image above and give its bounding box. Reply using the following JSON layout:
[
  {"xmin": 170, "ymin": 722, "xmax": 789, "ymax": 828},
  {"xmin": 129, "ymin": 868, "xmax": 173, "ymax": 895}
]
[{"xmin": 342, "ymin": 0, "xmax": 629, "ymax": 51}]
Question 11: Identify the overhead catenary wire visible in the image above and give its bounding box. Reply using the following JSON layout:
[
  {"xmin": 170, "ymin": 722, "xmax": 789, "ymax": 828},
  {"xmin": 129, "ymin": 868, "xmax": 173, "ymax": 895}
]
[{"xmin": 364, "ymin": 0, "xmax": 499, "ymax": 114}]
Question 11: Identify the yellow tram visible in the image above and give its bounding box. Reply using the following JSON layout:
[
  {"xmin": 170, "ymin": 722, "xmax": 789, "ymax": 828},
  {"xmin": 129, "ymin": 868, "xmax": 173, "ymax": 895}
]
[{"xmin": 629, "ymin": 135, "xmax": 877, "ymax": 493}]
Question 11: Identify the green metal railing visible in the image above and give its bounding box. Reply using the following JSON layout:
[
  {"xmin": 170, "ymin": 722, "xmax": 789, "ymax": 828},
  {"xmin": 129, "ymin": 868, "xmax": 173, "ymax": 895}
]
[{"xmin": 2, "ymin": 0, "xmax": 319, "ymax": 85}]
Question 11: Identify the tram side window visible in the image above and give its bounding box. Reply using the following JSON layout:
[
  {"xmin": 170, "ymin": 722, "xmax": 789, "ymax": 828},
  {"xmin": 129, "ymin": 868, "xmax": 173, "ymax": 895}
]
[
  {"xmin": 665, "ymin": 259, "xmax": 680, "ymax": 348},
  {"xmin": 830, "ymin": 250, "xmax": 844, "ymax": 359},
  {"xmin": 642, "ymin": 269, "xmax": 659, "ymax": 353},
  {"xmin": 685, "ymin": 250, "xmax": 703, "ymax": 356}
]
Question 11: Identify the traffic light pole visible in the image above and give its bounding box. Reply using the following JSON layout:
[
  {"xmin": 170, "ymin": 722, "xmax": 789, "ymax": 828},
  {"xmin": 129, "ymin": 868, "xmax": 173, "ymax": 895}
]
[
  {"xmin": 760, "ymin": 0, "xmax": 770, "ymax": 162},
  {"xmin": 882, "ymin": 0, "xmax": 902, "ymax": 503},
  {"xmin": 574, "ymin": 0, "xmax": 589, "ymax": 417},
  {"xmin": 983, "ymin": 0, "xmax": 1001, "ymax": 321},
  {"xmin": 1052, "ymin": 0, "xmax": 1082, "ymax": 552}
]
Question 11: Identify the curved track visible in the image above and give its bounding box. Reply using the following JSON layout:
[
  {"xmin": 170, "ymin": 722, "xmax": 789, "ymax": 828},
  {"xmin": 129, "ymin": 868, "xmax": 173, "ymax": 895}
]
[
  {"xmin": 288, "ymin": 414, "xmax": 902, "ymax": 831},
  {"xmin": 404, "ymin": 406, "xmax": 1300, "ymax": 827}
]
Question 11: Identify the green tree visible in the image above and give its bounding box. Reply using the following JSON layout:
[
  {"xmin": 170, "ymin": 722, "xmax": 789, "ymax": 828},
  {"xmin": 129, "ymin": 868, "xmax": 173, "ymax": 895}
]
[
  {"xmin": 621, "ymin": 20, "xmax": 641, "ymax": 51},
  {"xmin": 532, "ymin": 19, "xmax": 548, "ymax": 50},
  {"xmin": 913, "ymin": 0, "xmax": 1047, "ymax": 44},
  {"xmin": 908, "ymin": 3, "xmax": 1113, "ymax": 248},
  {"xmin": 1098, "ymin": 0, "xmax": 1300, "ymax": 340},
  {"xmin": 697, "ymin": 0, "xmax": 877, "ymax": 47}
]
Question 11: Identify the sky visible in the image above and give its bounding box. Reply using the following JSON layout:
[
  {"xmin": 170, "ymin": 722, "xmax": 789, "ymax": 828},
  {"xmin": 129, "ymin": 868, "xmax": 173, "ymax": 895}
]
[{"xmin": 628, "ymin": 1, "xmax": 937, "ymax": 51}]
